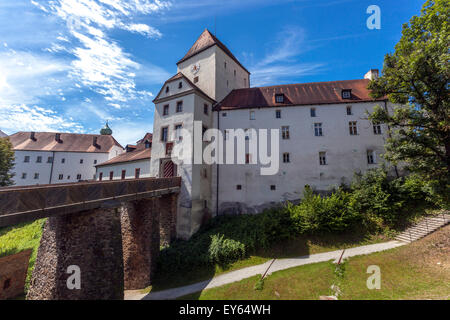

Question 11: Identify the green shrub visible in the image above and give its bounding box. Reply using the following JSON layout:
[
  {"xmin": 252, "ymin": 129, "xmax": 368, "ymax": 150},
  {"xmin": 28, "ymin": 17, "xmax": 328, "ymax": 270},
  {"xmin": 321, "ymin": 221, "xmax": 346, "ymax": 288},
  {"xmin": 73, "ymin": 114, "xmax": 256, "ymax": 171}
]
[{"xmin": 208, "ymin": 234, "xmax": 246, "ymax": 266}]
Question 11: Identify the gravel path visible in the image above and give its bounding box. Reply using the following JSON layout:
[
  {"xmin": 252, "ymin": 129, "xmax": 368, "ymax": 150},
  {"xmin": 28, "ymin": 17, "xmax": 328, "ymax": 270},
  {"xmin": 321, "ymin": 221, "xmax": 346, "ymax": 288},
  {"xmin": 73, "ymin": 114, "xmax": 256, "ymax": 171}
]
[{"xmin": 125, "ymin": 240, "xmax": 405, "ymax": 300}]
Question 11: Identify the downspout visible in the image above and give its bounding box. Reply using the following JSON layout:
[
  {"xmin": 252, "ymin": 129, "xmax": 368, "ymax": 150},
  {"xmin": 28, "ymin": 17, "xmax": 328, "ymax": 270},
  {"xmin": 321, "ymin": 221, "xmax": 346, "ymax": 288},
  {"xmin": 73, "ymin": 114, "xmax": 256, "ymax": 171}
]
[
  {"xmin": 384, "ymin": 100, "xmax": 400, "ymax": 178},
  {"xmin": 216, "ymin": 107, "xmax": 220, "ymax": 216},
  {"xmin": 48, "ymin": 151, "xmax": 55, "ymax": 184}
]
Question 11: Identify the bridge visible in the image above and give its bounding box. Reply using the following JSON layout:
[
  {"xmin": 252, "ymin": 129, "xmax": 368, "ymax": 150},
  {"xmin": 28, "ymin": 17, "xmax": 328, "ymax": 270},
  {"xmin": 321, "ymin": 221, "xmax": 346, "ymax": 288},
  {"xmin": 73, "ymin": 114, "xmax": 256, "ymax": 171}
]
[{"xmin": 0, "ymin": 177, "xmax": 181, "ymax": 300}]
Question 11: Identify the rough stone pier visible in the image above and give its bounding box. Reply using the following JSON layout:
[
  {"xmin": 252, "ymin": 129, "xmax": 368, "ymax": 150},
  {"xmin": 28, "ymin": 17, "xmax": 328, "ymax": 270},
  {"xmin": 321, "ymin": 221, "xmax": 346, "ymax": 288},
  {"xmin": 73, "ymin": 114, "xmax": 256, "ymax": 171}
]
[{"xmin": 0, "ymin": 177, "xmax": 180, "ymax": 300}]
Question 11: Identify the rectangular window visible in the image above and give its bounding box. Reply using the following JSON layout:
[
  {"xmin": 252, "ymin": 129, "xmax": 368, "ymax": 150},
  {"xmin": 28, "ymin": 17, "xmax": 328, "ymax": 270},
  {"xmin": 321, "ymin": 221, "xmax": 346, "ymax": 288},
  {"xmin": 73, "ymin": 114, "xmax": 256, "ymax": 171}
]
[
  {"xmin": 224, "ymin": 61, "xmax": 227, "ymax": 69},
  {"xmin": 342, "ymin": 89, "xmax": 352, "ymax": 99},
  {"xmin": 36, "ymin": 156, "xmax": 42, "ymax": 163},
  {"xmin": 349, "ymin": 121, "xmax": 358, "ymax": 135},
  {"xmin": 270, "ymin": 185, "xmax": 276, "ymax": 190},
  {"xmin": 367, "ymin": 150, "xmax": 376, "ymax": 164},
  {"xmin": 47, "ymin": 157, "xmax": 53, "ymax": 163},
  {"xmin": 24, "ymin": 156, "xmax": 30, "ymax": 163},
  {"xmin": 276, "ymin": 110, "xmax": 281, "ymax": 119},
  {"xmin": 58, "ymin": 174, "xmax": 63, "ymax": 180},
  {"xmin": 249, "ymin": 111, "xmax": 255, "ymax": 120},
  {"xmin": 319, "ymin": 152, "xmax": 327, "ymax": 165},
  {"xmin": 346, "ymin": 106, "xmax": 352, "ymax": 115},
  {"xmin": 166, "ymin": 142, "xmax": 174, "ymax": 156},
  {"xmin": 282, "ymin": 126, "xmax": 290, "ymax": 139},
  {"xmin": 204, "ymin": 104, "xmax": 208, "ymax": 115},
  {"xmin": 121, "ymin": 170, "xmax": 126, "ymax": 180},
  {"xmin": 76, "ymin": 174, "xmax": 82, "ymax": 180},
  {"xmin": 94, "ymin": 159, "xmax": 97, "ymax": 164},
  {"xmin": 109, "ymin": 171, "xmax": 114, "ymax": 180},
  {"xmin": 314, "ymin": 123, "xmax": 323, "ymax": 136},
  {"xmin": 61, "ymin": 158, "xmax": 65, "ymax": 164},
  {"xmin": 161, "ymin": 126, "xmax": 168, "ymax": 142},
  {"xmin": 178, "ymin": 81, "xmax": 182, "ymax": 89},
  {"xmin": 236, "ymin": 184, "xmax": 242, "ymax": 190},
  {"xmin": 373, "ymin": 122, "xmax": 382, "ymax": 135},
  {"xmin": 21, "ymin": 173, "xmax": 27, "ymax": 179},
  {"xmin": 222, "ymin": 112, "xmax": 227, "ymax": 117},
  {"xmin": 34, "ymin": 173, "xmax": 39, "ymax": 179},
  {"xmin": 135, "ymin": 168, "xmax": 140, "ymax": 179},
  {"xmin": 310, "ymin": 108, "xmax": 316, "ymax": 117},
  {"xmin": 163, "ymin": 104, "xmax": 169, "ymax": 116},
  {"xmin": 234, "ymin": 70, "xmax": 236, "ymax": 77},
  {"xmin": 283, "ymin": 152, "xmax": 290, "ymax": 163},
  {"xmin": 99, "ymin": 172, "xmax": 103, "ymax": 181},
  {"xmin": 245, "ymin": 153, "xmax": 251, "ymax": 164},
  {"xmin": 194, "ymin": 76, "xmax": 199, "ymax": 83},
  {"xmin": 275, "ymin": 94, "xmax": 284, "ymax": 103},
  {"xmin": 176, "ymin": 101, "xmax": 183, "ymax": 113},
  {"xmin": 175, "ymin": 124, "xmax": 183, "ymax": 141},
  {"xmin": 80, "ymin": 159, "xmax": 83, "ymax": 164}
]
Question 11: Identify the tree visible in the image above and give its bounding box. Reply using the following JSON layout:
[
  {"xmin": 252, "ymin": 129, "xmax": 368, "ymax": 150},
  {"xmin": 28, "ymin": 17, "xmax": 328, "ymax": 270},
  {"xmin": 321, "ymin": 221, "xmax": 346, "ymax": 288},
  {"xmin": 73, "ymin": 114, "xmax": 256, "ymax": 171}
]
[
  {"xmin": 368, "ymin": 0, "xmax": 449, "ymax": 184},
  {"xmin": 0, "ymin": 137, "xmax": 15, "ymax": 186}
]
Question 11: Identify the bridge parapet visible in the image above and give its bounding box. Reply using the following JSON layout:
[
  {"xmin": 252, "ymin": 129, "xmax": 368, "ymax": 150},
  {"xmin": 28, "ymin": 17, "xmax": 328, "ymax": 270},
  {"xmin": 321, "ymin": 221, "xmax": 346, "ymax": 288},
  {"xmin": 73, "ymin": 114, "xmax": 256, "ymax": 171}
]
[{"xmin": 0, "ymin": 177, "xmax": 181, "ymax": 227}]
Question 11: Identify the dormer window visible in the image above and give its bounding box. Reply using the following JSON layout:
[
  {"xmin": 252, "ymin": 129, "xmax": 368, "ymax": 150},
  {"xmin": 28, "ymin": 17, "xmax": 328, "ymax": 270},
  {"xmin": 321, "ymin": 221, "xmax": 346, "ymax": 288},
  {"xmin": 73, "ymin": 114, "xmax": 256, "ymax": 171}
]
[
  {"xmin": 342, "ymin": 89, "xmax": 352, "ymax": 99},
  {"xmin": 165, "ymin": 86, "xmax": 169, "ymax": 93},
  {"xmin": 145, "ymin": 141, "xmax": 151, "ymax": 149},
  {"xmin": 275, "ymin": 94, "xmax": 285, "ymax": 104}
]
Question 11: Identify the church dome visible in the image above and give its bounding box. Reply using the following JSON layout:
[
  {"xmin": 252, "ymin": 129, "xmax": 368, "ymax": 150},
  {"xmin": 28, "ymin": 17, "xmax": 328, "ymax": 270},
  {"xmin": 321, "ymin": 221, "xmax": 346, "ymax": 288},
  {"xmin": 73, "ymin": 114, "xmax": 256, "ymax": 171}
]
[{"xmin": 100, "ymin": 122, "xmax": 112, "ymax": 135}]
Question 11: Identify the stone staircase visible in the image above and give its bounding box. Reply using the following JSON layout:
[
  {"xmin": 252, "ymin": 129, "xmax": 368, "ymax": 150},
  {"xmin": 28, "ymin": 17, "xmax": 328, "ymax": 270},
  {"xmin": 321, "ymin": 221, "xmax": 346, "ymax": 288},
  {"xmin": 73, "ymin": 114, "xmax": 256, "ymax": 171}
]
[{"xmin": 395, "ymin": 213, "xmax": 450, "ymax": 243}]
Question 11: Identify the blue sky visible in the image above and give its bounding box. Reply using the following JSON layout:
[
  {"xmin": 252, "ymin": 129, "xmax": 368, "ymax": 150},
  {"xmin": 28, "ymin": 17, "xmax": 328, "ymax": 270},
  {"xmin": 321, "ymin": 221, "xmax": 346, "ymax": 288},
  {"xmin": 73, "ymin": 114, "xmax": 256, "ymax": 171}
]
[{"xmin": 0, "ymin": 0, "xmax": 424, "ymax": 145}]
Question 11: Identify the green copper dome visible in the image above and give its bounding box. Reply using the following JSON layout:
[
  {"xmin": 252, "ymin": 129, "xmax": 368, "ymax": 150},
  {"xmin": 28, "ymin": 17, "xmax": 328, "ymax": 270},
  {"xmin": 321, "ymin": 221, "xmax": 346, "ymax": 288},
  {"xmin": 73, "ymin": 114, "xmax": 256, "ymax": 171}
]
[{"xmin": 100, "ymin": 121, "xmax": 113, "ymax": 135}]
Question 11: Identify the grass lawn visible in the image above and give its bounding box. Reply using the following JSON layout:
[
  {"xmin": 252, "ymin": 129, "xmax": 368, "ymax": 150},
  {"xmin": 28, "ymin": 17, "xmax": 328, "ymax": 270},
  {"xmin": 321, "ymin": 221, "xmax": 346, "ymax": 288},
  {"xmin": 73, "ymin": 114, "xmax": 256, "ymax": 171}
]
[
  {"xmin": 179, "ymin": 225, "xmax": 450, "ymax": 300},
  {"xmin": 0, "ymin": 219, "xmax": 45, "ymax": 292},
  {"xmin": 144, "ymin": 228, "xmax": 390, "ymax": 293}
]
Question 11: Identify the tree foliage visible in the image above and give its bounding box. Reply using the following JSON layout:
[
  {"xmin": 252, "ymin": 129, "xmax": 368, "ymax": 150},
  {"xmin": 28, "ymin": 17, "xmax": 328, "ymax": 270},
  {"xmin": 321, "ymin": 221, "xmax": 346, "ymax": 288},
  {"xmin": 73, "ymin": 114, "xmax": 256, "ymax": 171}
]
[
  {"xmin": 0, "ymin": 137, "xmax": 15, "ymax": 186},
  {"xmin": 368, "ymin": 0, "xmax": 449, "ymax": 184}
]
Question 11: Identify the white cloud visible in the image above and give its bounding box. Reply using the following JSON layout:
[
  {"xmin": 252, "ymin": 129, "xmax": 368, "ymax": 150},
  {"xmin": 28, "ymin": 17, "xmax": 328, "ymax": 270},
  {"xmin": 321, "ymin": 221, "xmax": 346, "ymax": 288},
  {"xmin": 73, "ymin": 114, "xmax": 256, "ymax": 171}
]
[{"xmin": 0, "ymin": 104, "xmax": 84, "ymax": 134}]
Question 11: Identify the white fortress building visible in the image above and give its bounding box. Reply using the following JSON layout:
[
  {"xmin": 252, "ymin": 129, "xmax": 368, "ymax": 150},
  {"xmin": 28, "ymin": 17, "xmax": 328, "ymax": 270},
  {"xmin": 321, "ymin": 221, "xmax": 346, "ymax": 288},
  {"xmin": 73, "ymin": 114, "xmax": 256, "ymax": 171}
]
[
  {"xmin": 150, "ymin": 29, "xmax": 392, "ymax": 239},
  {"xmin": 9, "ymin": 123, "xmax": 123, "ymax": 186}
]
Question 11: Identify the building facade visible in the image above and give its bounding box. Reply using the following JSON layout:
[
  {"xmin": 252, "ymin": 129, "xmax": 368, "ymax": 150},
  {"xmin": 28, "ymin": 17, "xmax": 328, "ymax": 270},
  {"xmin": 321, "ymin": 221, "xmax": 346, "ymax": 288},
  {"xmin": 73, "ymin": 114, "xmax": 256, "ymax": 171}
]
[
  {"xmin": 96, "ymin": 133, "xmax": 152, "ymax": 181},
  {"xmin": 9, "ymin": 128, "xmax": 123, "ymax": 187},
  {"xmin": 151, "ymin": 29, "xmax": 392, "ymax": 239}
]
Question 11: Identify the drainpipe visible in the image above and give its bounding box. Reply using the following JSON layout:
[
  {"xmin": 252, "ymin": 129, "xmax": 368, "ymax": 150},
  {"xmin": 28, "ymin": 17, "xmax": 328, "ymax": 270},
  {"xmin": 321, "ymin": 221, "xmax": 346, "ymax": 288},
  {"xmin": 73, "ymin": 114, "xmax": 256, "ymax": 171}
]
[
  {"xmin": 49, "ymin": 151, "xmax": 55, "ymax": 184},
  {"xmin": 384, "ymin": 100, "xmax": 400, "ymax": 178},
  {"xmin": 216, "ymin": 107, "xmax": 220, "ymax": 216}
]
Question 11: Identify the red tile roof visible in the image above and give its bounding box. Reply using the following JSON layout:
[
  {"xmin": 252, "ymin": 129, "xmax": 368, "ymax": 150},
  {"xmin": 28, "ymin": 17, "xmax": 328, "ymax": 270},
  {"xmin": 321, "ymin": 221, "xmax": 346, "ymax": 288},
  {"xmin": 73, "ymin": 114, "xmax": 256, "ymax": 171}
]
[
  {"xmin": 96, "ymin": 133, "xmax": 152, "ymax": 167},
  {"xmin": 95, "ymin": 148, "xmax": 150, "ymax": 167},
  {"xmin": 177, "ymin": 29, "xmax": 250, "ymax": 74},
  {"xmin": 215, "ymin": 79, "xmax": 386, "ymax": 110},
  {"xmin": 9, "ymin": 132, "xmax": 122, "ymax": 153}
]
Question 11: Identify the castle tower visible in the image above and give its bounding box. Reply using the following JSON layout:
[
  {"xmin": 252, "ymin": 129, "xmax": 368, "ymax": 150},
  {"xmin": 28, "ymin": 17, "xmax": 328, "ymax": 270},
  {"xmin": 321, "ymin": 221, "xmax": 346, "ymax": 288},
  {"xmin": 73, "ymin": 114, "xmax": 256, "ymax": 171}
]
[{"xmin": 150, "ymin": 29, "xmax": 249, "ymax": 239}]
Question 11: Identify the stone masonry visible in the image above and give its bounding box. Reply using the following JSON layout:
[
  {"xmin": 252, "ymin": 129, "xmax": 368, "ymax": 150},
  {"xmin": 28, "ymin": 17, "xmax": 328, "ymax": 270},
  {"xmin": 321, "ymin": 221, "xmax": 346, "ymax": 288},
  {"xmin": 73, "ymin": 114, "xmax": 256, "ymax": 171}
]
[{"xmin": 27, "ymin": 207, "xmax": 124, "ymax": 300}]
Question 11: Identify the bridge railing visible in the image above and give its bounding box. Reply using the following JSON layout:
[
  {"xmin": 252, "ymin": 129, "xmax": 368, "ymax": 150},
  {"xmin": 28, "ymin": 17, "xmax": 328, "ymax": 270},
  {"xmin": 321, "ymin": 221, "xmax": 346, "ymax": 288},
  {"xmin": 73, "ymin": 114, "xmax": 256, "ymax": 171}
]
[{"xmin": 0, "ymin": 177, "xmax": 181, "ymax": 227}]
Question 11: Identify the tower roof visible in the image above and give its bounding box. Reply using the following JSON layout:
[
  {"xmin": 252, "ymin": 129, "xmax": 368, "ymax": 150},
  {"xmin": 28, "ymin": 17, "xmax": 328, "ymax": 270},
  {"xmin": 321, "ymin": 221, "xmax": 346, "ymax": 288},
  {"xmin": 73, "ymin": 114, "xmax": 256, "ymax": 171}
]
[
  {"xmin": 100, "ymin": 121, "xmax": 112, "ymax": 135},
  {"xmin": 177, "ymin": 29, "xmax": 250, "ymax": 74}
]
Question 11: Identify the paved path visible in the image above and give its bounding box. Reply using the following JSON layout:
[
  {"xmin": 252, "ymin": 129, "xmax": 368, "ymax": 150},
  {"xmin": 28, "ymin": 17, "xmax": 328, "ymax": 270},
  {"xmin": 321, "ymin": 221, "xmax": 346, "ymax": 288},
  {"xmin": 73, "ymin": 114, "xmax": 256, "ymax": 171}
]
[{"xmin": 125, "ymin": 240, "xmax": 405, "ymax": 300}]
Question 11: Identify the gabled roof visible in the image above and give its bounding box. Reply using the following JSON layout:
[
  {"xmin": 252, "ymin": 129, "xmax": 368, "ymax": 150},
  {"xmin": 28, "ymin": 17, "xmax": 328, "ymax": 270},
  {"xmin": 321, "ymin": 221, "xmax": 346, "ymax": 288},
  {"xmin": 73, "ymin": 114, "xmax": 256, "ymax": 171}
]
[
  {"xmin": 9, "ymin": 132, "xmax": 123, "ymax": 153},
  {"xmin": 153, "ymin": 72, "xmax": 216, "ymax": 103},
  {"xmin": 215, "ymin": 79, "xmax": 386, "ymax": 111},
  {"xmin": 96, "ymin": 132, "xmax": 152, "ymax": 167},
  {"xmin": 177, "ymin": 29, "xmax": 250, "ymax": 74}
]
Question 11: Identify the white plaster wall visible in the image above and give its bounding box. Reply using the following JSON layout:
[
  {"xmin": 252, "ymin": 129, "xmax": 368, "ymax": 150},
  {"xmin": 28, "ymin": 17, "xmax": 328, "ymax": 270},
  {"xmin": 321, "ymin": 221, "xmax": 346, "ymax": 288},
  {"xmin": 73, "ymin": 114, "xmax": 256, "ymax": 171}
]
[
  {"xmin": 177, "ymin": 46, "xmax": 217, "ymax": 100},
  {"xmin": 96, "ymin": 159, "xmax": 151, "ymax": 180},
  {"xmin": 212, "ymin": 101, "xmax": 391, "ymax": 214},
  {"xmin": 11, "ymin": 150, "xmax": 115, "ymax": 186}
]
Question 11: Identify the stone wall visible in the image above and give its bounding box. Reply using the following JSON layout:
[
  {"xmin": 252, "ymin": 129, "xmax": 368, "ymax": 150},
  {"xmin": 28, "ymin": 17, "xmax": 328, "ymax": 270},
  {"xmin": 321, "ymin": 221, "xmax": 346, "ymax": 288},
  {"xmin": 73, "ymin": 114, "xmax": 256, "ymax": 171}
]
[
  {"xmin": 0, "ymin": 249, "xmax": 32, "ymax": 299},
  {"xmin": 27, "ymin": 207, "xmax": 124, "ymax": 300}
]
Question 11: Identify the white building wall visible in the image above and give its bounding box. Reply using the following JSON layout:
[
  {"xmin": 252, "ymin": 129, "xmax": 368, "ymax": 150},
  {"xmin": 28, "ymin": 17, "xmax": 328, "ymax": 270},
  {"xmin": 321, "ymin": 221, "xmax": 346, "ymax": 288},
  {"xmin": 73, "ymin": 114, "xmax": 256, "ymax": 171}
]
[
  {"xmin": 211, "ymin": 101, "xmax": 391, "ymax": 215},
  {"xmin": 11, "ymin": 146, "xmax": 122, "ymax": 186},
  {"xmin": 96, "ymin": 159, "xmax": 151, "ymax": 180}
]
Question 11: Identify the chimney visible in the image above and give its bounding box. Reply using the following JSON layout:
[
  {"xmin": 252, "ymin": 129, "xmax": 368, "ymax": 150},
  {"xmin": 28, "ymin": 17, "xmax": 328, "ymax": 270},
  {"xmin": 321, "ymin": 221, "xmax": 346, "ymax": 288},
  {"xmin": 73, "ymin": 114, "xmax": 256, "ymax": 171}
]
[
  {"xmin": 364, "ymin": 69, "xmax": 379, "ymax": 80},
  {"xmin": 55, "ymin": 133, "xmax": 61, "ymax": 142},
  {"xmin": 93, "ymin": 136, "xmax": 98, "ymax": 147},
  {"xmin": 30, "ymin": 132, "xmax": 36, "ymax": 141}
]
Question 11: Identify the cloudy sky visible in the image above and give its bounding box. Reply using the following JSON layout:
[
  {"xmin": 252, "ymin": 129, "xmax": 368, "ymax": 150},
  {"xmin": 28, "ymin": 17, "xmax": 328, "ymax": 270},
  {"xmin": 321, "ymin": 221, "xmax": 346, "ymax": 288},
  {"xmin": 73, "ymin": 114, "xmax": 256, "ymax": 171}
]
[{"xmin": 0, "ymin": 0, "xmax": 423, "ymax": 145}]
